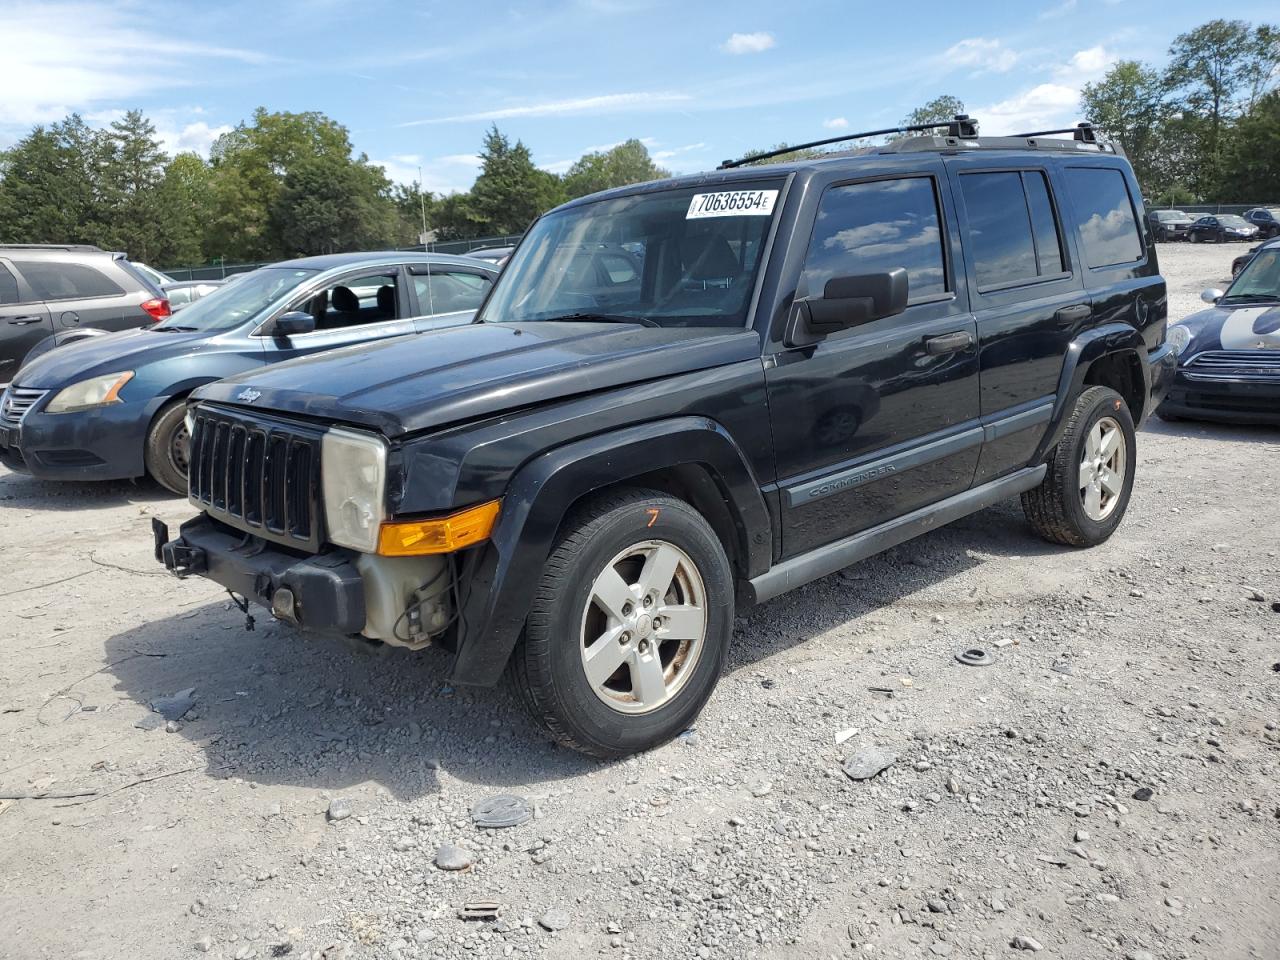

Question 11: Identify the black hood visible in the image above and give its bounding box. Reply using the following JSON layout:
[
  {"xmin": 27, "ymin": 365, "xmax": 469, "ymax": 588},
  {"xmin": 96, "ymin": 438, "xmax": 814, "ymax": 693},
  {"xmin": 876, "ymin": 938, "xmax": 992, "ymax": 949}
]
[{"xmin": 194, "ymin": 322, "xmax": 761, "ymax": 437}]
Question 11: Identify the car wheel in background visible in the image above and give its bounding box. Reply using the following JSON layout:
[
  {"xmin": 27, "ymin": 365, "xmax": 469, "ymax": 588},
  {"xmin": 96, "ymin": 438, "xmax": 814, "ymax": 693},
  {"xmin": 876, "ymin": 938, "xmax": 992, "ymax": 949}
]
[
  {"xmin": 510, "ymin": 488, "xmax": 732, "ymax": 759},
  {"xmin": 1021, "ymin": 386, "xmax": 1137, "ymax": 548},
  {"xmin": 145, "ymin": 398, "xmax": 191, "ymax": 495}
]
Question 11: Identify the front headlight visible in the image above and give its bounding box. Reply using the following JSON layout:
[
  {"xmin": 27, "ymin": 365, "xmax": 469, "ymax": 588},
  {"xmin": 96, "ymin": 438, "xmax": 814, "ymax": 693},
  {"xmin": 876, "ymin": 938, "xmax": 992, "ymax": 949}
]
[
  {"xmin": 321, "ymin": 428, "xmax": 387, "ymax": 553},
  {"xmin": 1166, "ymin": 324, "xmax": 1192, "ymax": 357},
  {"xmin": 45, "ymin": 371, "xmax": 134, "ymax": 414}
]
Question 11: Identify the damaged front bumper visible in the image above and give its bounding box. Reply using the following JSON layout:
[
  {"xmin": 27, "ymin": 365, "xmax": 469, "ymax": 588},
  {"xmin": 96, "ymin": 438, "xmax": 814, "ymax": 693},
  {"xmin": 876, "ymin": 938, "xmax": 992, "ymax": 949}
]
[{"xmin": 153, "ymin": 516, "xmax": 367, "ymax": 634}]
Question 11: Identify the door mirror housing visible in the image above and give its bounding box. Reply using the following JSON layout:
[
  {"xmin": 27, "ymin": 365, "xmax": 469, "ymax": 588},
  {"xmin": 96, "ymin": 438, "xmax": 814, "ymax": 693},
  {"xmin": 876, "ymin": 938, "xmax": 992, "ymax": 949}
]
[
  {"xmin": 788, "ymin": 269, "xmax": 909, "ymax": 345},
  {"xmin": 1200, "ymin": 288, "xmax": 1224, "ymax": 304},
  {"xmin": 270, "ymin": 311, "xmax": 317, "ymax": 337}
]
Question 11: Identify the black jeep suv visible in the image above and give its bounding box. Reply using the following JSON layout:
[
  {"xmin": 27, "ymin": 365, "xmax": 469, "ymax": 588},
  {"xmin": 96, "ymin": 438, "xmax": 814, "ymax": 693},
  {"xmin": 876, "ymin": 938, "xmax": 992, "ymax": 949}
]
[{"xmin": 156, "ymin": 119, "xmax": 1177, "ymax": 758}]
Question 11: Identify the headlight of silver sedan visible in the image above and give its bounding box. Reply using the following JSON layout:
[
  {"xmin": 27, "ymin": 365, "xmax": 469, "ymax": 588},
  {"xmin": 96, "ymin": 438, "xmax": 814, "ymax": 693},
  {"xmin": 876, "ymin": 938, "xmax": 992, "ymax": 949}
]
[
  {"xmin": 45, "ymin": 371, "xmax": 134, "ymax": 414},
  {"xmin": 321, "ymin": 428, "xmax": 387, "ymax": 553}
]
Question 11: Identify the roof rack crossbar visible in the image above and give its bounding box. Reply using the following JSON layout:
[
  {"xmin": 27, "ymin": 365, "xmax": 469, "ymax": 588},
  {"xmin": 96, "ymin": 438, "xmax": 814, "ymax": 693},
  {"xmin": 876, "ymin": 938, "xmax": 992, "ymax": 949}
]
[
  {"xmin": 1012, "ymin": 122, "xmax": 1098, "ymax": 143},
  {"xmin": 718, "ymin": 115, "xmax": 980, "ymax": 169}
]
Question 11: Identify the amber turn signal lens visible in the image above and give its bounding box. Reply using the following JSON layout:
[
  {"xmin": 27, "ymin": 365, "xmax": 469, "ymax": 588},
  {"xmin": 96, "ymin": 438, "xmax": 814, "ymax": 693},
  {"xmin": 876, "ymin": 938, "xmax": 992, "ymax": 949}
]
[{"xmin": 376, "ymin": 500, "xmax": 501, "ymax": 556}]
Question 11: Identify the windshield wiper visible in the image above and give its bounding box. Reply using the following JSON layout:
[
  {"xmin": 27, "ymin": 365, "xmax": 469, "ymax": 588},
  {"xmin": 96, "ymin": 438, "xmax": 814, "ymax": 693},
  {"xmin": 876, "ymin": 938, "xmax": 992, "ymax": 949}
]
[
  {"xmin": 1220, "ymin": 294, "xmax": 1280, "ymax": 304},
  {"xmin": 151, "ymin": 324, "xmax": 200, "ymax": 332},
  {"xmin": 529, "ymin": 312, "xmax": 661, "ymax": 328}
]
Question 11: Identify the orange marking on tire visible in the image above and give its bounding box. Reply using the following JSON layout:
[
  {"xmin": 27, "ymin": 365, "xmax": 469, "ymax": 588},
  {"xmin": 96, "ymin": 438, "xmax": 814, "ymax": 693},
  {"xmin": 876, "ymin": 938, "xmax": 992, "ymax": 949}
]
[{"xmin": 646, "ymin": 508, "xmax": 660, "ymax": 527}]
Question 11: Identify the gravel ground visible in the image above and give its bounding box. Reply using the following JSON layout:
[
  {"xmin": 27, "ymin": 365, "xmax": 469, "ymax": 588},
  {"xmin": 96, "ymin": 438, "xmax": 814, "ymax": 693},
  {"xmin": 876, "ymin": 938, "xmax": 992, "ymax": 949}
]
[{"xmin": 1, "ymin": 242, "xmax": 1277, "ymax": 960}]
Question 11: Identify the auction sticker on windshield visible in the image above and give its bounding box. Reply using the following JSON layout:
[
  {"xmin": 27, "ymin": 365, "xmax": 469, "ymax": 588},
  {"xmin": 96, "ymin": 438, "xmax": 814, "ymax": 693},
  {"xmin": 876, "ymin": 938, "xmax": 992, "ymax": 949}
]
[{"xmin": 686, "ymin": 190, "xmax": 778, "ymax": 219}]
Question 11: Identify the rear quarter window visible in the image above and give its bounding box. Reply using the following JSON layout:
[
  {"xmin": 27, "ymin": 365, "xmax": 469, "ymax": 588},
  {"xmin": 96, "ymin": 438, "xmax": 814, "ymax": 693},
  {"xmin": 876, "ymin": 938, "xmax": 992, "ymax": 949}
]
[
  {"xmin": 1065, "ymin": 167, "xmax": 1143, "ymax": 268},
  {"xmin": 13, "ymin": 260, "xmax": 125, "ymax": 300}
]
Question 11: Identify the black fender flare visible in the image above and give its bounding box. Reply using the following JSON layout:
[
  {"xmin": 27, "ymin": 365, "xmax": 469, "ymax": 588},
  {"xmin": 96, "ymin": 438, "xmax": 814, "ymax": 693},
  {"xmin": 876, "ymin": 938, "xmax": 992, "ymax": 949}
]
[
  {"xmin": 448, "ymin": 416, "xmax": 771, "ymax": 686},
  {"xmin": 1034, "ymin": 323, "xmax": 1146, "ymax": 462}
]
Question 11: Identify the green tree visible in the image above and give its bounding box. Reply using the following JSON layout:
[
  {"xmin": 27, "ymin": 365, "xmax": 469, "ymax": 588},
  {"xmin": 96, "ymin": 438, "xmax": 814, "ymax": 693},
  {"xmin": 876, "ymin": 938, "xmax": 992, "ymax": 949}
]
[
  {"xmin": 901, "ymin": 95, "xmax": 967, "ymax": 129},
  {"xmin": 563, "ymin": 139, "xmax": 670, "ymax": 199},
  {"xmin": 1222, "ymin": 90, "xmax": 1280, "ymax": 199},
  {"xmin": 1081, "ymin": 62, "xmax": 1167, "ymax": 193},
  {"xmin": 0, "ymin": 115, "xmax": 109, "ymax": 244},
  {"xmin": 154, "ymin": 153, "xmax": 215, "ymax": 265},
  {"xmin": 469, "ymin": 126, "xmax": 564, "ymax": 235},
  {"xmin": 100, "ymin": 109, "xmax": 167, "ymax": 262},
  {"xmin": 272, "ymin": 154, "xmax": 399, "ymax": 256}
]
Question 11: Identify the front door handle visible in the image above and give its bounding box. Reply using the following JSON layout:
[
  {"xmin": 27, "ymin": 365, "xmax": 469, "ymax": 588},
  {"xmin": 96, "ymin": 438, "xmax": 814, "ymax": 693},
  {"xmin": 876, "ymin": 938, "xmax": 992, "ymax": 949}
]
[
  {"xmin": 1055, "ymin": 304, "xmax": 1092, "ymax": 326},
  {"xmin": 7, "ymin": 316, "xmax": 43, "ymax": 326},
  {"xmin": 924, "ymin": 331, "xmax": 975, "ymax": 356}
]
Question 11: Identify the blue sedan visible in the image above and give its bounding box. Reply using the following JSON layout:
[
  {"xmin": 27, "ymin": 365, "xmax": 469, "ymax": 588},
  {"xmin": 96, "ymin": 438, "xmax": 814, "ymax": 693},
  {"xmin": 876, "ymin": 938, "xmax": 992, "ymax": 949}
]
[{"xmin": 0, "ymin": 251, "xmax": 497, "ymax": 493}]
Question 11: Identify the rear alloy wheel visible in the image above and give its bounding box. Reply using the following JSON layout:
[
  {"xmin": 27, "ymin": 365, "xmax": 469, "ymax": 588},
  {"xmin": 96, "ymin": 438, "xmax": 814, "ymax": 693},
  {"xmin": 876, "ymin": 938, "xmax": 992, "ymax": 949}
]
[
  {"xmin": 511, "ymin": 489, "xmax": 732, "ymax": 759},
  {"xmin": 1021, "ymin": 385, "xmax": 1137, "ymax": 547},
  {"xmin": 145, "ymin": 398, "xmax": 191, "ymax": 496}
]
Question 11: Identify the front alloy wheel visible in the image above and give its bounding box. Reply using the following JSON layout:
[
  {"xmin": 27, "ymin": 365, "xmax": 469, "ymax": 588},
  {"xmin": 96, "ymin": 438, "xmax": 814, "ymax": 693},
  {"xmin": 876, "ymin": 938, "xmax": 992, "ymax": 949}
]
[{"xmin": 1078, "ymin": 416, "xmax": 1126, "ymax": 522}]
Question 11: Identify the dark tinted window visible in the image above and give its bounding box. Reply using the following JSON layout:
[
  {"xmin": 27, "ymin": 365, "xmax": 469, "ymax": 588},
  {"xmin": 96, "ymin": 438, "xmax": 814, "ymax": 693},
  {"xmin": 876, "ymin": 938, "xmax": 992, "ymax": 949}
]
[
  {"xmin": 960, "ymin": 170, "xmax": 1067, "ymax": 288},
  {"xmin": 13, "ymin": 261, "xmax": 124, "ymax": 301},
  {"xmin": 0, "ymin": 264, "xmax": 19, "ymax": 305},
  {"xmin": 1065, "ymin": 167, "xmax": 1143, "ymax": 267},
  {"xmin": 1024, "ymin": 173, "xmax": 1065, "ymax": 276},
  {"xmin": 801, "ymin": 177, "xmax": 947, "ymax": 303}
]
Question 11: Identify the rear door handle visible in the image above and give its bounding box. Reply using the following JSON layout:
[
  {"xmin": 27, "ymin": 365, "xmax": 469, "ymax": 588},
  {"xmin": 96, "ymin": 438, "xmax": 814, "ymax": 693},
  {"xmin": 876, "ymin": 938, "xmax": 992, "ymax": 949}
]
[
  {"xmin": 1055, "ymin": 304, "xmax": 1092, "ymax": 326},
  {"xmin": 7, "ymin": 316, "xmax": 43, "ymax": 326},
  {"xmin": 924, "ymin": 331, "xmax": 975, "ymax": 356}
]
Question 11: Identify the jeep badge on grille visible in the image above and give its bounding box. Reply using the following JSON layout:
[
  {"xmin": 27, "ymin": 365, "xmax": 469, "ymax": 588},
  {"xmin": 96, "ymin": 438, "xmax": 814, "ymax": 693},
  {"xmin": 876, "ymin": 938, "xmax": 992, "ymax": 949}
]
[{"xmin": 237, "ymin": 388, "xmax": 261, "ymax": 403}]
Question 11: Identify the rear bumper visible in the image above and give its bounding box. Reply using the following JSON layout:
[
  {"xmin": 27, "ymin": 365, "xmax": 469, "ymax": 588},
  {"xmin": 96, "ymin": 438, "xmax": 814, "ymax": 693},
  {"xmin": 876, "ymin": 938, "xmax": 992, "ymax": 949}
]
[
  {"xmin": 1158, "ymin": 371, "xmax": 1280, "ymax": 425},
  {"xmin": 154, "ymin": 516, "xmax": 367, "ymax": 633}
]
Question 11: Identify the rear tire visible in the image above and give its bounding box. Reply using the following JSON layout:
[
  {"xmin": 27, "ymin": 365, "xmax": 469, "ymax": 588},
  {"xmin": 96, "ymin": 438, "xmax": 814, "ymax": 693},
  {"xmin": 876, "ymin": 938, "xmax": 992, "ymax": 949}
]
[
  {"xmin": 145, "ymin": 398, "xmax": 191, "ymax": 496},
  {"xmin": 510, "ymin": 488, "xmax": 732, "ymax": 759},
  {"xmin": 1021, "ymin": 386, "xmax": 1136, "ymax": 547}
]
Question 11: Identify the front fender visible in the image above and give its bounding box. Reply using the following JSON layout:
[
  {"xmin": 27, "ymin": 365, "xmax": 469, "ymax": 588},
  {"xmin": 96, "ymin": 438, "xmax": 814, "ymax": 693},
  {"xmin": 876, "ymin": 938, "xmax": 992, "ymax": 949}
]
[
  {"xmin": 448, "ymin": 416, "xmax": 770, "ymax": 686},
  {"xmin": 1034, "ymin": 323, "xmax": 1146, "ymax": 461}
]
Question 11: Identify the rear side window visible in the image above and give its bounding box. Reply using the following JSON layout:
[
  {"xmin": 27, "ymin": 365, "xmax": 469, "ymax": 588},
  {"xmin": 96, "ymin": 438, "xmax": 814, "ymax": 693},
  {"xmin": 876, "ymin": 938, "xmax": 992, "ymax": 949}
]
[
  {"xmin": 13, "ymin": 261, "xmax": 124, "ymax": 301},
  {"xmin": 1065, "ymin": 167, "xmax": 1143, "ymax": 268},
  {"xmin": 959, "ymin": 170, "xmax": 1065, "ymax": 289},
  {"xmin": 801, "ymin": 176, "xmax": 948, "ymax": 304},
  {"xmin": 0, "ymin": 264, "xmax": 19, "ymax": 304},
  {"xmin": 413, "ymin": 270, "xmax": 492, "ymax": 315}
]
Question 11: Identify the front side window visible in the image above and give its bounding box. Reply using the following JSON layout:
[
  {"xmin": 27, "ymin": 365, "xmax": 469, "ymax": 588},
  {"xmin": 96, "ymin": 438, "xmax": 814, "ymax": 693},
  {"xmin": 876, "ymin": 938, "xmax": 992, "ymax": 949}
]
[
  {"xmin": 13, "ymin": 261, "xmax": 124, "ymax": 301},
  {"xmin": 960, "ymin": 170, "xmax": 1065, "ymax": 289},
  {"xmin": 800, "ymin": 176, "xmax": 948, "ymax": 304},
  {"xmin": 479, "ymin": 179, "xmax": 783, "ymax": 328},
  {"xmin": 1065, "ymin": 167, "xmax": 1143, "ymax": 268},
  {"xmin": 295, "ymin": 272, "xmax": 401, "ymax": 330},
  {"xmin": 412, "ymin": 270, "xmax": 492, "ymax": 315}
]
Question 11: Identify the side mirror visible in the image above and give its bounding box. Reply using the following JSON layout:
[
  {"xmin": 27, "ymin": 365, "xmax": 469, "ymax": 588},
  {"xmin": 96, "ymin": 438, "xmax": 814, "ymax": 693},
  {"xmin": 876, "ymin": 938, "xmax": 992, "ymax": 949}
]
[
  {"xmin": 1200, "ymin": 288, "xmax": 1224, "ymax": 304},
  {"xmin": 791, "ymin": 269, "xmax": 909, "ymax": 345},
  {"xmin": 270, "ymin": 311, "xmax": 316, "ymax": 337}
]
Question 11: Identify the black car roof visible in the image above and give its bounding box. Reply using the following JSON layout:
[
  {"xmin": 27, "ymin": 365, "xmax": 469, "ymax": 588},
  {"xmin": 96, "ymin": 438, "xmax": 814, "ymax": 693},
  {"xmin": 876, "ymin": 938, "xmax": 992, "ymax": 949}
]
[{"xmin": 273, "ymin": 251, "xmax": 495, "ymax": 271}]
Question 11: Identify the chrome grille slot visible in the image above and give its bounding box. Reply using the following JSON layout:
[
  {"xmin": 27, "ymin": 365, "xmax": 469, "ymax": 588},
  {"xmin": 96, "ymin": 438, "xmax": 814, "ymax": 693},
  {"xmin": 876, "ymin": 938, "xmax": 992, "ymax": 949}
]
[
  {"xmin": 0, "ymin": 387, "xmax": 48, "ymax": 427},
  {"xmin": 1187, "ymin": 350, "xmax": 1280, "ymax": 380}
]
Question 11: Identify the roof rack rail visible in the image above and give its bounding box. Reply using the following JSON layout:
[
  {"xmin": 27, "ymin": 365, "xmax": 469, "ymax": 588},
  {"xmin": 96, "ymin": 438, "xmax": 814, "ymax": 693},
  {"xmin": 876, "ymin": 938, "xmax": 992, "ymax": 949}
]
[
  {"xmin": 1012, "ymin": 122, "xmax": 1098, "ymax": 143},
  {"xmin": 0, "ymin": 243, "xmax": 105, "ymax": 253},
  {"xmin": 718, "ymin": 114, "xmax": 980, "ymax": 169}
]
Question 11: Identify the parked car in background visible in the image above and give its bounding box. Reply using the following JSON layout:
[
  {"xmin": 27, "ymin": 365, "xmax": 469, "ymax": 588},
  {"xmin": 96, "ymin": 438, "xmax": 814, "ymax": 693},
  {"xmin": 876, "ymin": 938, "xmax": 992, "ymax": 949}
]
[
  {"xmin": 0, "ymin": 252, "xmax": 498, "ymax": 493},
  {"xmin": 1160, "ymin": 236, "xmax": 1280, "ymax": 425},
  {"xmin": 1188, "ymin": 215, "xmax": 1260, "ymax": 243},
  {"xmin": 464, "ymin": 245, "xmax": 514, "ymax": 267},
  {"xmin": 0, "ymin": 244, "xmax": 169, "ymax": 385},
  {"xmin": 163, "ymin": 279, "xmax": 225, "ymax": 311},
  {"xmin": 1232, "ymin": 244, "xmax": 1263, "ymax": 277},
  {"xmin": 1243, "ymin": 207, "xmax": 1280, "ymax": 238},
  {"xmin": 1147, "ymin": 209, "xmax": 1194, "ymax": 241},
  {"xmin": 131, "ymin": 261, "xmax": 176, "ymax": 289}
]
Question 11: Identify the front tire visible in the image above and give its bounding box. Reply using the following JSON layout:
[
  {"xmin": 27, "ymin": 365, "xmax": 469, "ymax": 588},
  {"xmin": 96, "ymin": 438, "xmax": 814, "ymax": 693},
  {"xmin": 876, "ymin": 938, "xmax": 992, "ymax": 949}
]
[
  {"xmin": 1021, "ymin": 386, "xmax": 1137, "ymax": 547},
  {"xmin": 510, "ymin": 489, "xmax": 733, "ymax": 759},
  {"xmin": 145, "ymin": 398, "xmax": 191, "ymax": 496}
]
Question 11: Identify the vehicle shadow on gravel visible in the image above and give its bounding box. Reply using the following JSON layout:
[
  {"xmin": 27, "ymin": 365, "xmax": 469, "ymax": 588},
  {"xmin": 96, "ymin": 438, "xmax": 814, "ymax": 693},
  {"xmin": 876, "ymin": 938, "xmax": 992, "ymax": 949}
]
[
  {"xmin": 101, "ymin": 502, "xmax": 1056, "ymax": 799},
  {"xmin": 0, "ymin": 471, "xmax": 179, "ymax": 512},
  {"xmin": 1140, "ymin": 417, "xmax": 1279, "ymax": 443}
]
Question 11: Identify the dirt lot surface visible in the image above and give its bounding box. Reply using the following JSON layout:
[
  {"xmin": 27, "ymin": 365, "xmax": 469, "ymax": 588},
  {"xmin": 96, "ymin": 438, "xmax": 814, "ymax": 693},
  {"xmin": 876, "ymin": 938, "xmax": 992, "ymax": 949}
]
[{"xmin": 1, "ymin": 242, "xmax": 1277, "ymax": 960}]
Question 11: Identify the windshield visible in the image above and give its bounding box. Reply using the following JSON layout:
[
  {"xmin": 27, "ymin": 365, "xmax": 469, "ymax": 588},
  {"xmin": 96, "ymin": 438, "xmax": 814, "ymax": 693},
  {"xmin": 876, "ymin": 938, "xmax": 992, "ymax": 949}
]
[
  {"xmin": 1156, "ymin": 211, "xmax": 1186, "ymax": 221},
  {"xmin": 478, "ymin": 179, "xmax": 784, "ymax": 328},
  {"xmin": 1219, "ymin": 215, "xmax": 1249, "ymax": 227},
  {"xmin": 1224, "ymin": 247, "xmax": 1280, "ymax": 300},
  {"xmin": 153, "ymin": 267, "xmax": 317, "ymax": 332}
]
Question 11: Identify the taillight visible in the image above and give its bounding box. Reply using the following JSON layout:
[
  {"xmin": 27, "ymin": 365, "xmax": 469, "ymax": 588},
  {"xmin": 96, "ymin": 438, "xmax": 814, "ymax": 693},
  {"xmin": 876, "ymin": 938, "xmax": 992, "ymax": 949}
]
[{"xmin": 141, "ymin": 298, "xmax": 170, "ymax": 321}]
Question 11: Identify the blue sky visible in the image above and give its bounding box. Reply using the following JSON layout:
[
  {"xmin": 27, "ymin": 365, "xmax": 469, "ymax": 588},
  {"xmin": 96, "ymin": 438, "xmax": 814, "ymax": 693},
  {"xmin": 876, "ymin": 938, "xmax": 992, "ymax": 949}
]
[{"xmin": 0, "ymin": 0, "xmax": 1273, "ymax": 194}]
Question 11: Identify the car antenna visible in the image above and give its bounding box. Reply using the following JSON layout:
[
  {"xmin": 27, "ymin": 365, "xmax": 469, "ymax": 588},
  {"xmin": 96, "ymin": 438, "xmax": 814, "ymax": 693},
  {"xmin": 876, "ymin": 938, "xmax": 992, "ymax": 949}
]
[{"xmin": 718, "ymin": 115, "xmax": 979, "ymax": 169}]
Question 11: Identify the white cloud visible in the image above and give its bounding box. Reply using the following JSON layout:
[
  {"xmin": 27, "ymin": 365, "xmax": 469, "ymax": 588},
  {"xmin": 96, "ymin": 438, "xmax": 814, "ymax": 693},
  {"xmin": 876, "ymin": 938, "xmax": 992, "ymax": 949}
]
[
  {"xmin": 1054, "ymin": 45, "xmax": 1116, "ymax": 82},
  {"xmin": 823, "ymin": 117, "xmax": 849, "ymax": 130},
  {"xmin": 0, "ymin": 2, "xmax": 272, "ymax": 127},
  {"xmin": 401, "ymin": 91, "xmax": 691, "ymax": 126},
  {"xmin": 722, "ymin": 32, "xmax": 776, "ymax": 55},
  {"xmin": 1040, "ymin": 0, "xmax": 1078, "ymax": 18},
  {"xmin": 976, "ymin": 83, "xmax": 1081, "ymax": 135},
  {"xmin": 373, "ymin": 153, "xmax": 481, "ymax": 195},
  {"xmin": 943, "ymin": 37, "xmax": 1018, "ymax": 74},
  {"xmin": 157, "ymin": 121, "xmax": 233, "ymax": 158}
]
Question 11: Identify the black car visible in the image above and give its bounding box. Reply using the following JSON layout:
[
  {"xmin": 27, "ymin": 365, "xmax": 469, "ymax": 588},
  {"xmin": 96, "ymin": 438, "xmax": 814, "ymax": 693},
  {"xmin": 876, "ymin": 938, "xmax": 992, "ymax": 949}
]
[
  {"xmin": 1148, "ymin": 209, "xmax": 1194, "ymax": 242},
  {"xmin": 1243, "ymin": 207, "xmax": 1280, "ymax": 239},
  {"xmin": 0, "ymin": 244, "xmax": 169, "ymax": 385},
  {"xmin": 1188, "ymin": 215, "xmax": 1260, "ymax": 243},
  {"xmin": 155, "ymin": 118, "xmax": 1175, "ymax": 758},
  {"xmin": 1160, "ymin": 237, "xmax": 1280, "ymax": 425}
]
